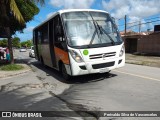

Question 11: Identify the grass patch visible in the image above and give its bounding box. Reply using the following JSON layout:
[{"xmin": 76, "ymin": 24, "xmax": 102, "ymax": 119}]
[{"xmin": 0, "ymin": 64, "xmax": 24, "ymax": 71}]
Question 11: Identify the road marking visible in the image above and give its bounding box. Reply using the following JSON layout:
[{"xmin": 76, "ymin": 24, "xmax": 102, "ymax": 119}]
[{"xmin": 113, "ymin": 70, "xmax": 160, "ymax": 82}]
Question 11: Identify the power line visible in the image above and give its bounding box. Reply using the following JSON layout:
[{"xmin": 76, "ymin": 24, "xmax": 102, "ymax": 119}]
[
  {"xmin": 118, "ymin": 24, "xmax": 125, "ymax": 27},
  {"xmin": 126, "ymin": 19, "xmax": 160, "ymax": 29},
  {"xmin": 118, "ymin": 16, "xmax": 160, "ymax": 27},
  {"xmin": 128, "ymin": 16, "xmax": 160, "ymax": 24},
  {"xmin": 118, "ymin": 20, "xmax": 143, "ymax": 27},
  {"xmin": 115, "ymin": 17, "xmax": 124, "ymax": 21},
  {"xmin": 143, "ymin": 15, "xmax": 160, "ymax": 21}
]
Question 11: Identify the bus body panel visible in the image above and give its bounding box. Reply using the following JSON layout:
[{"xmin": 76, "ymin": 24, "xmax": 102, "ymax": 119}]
[
  {"xmin": 54, "ymin": 46, "xmax": 70, "ymax": 65},
  {"xmin": 79, "ymin": 45, "xmax": 122, "ymax": 62},
  {"xmin": 54, "ymin": 46, "xmax": 72, "ymax": 75},
  {"xmin": 68, "ymin": 44, "xmax": 125, "ymax": 76},
  {"xmin": 41, "ymin": 44, "xmax": 53, "ymax": 67}
]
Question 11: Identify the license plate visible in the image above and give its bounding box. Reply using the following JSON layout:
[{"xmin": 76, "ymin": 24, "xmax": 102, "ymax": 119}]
[{"xmin": 99, "ymin": 68, "xmax": 109, "ymax": 73}]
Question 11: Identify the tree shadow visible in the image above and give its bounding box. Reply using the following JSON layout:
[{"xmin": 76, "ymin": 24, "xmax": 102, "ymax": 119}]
[
  {"xmin": 30, "ymin": 61, "xmax": 117, "ymax": 84},
  {"xmin": 0, "ymin": 60, "xmax": 8, "ymax": 66},
  {"xmin": 14, "ymin": 58, "xmax": 32, "ymax": 64},
  {"xmin": 1, "ymin": 56, "xmax": 118, "ymax": 85},
  {"xmin": 0, "ymin": 82, "xmax": 99, "ymax": 120},
  {"xmin": 3, "ymin": 55, "xmax": 118, "ymax": 85}
]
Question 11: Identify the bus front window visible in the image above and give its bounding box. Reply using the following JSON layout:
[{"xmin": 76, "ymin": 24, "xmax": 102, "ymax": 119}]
[{"xmin": 62, "ymin": 11, "xmax": 122, "ymax": 48}]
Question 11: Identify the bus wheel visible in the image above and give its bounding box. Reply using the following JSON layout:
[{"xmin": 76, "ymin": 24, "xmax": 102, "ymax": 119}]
[
  {"xmin": 105, "ymin": 70, "xmax": 111, "ymax": 75},
  {"xmin": 61, "ymin": 63, "xmax": 70, "ymax": 81},
  {"xmin": 40, "ymin": 57, "xmax": 44, "ymax": 66}
]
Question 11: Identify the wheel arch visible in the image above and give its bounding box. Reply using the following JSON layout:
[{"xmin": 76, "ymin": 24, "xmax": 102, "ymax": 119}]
[{"xmin": 58, "ymin": 60, "xmax": 63, "ymax": 71}]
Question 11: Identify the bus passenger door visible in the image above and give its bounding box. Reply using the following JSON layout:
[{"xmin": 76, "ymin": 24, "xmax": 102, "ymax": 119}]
[
  {"xmin": 53, "ymin": 15, "xmax": 69, "ymax": 68},
  {"xmin": 33, "ymin": 30, "xmax": 40, "ymax": 61},
  {"xmin": 49, "ymin": 20, "xmax": 57, "ymax": 68}
]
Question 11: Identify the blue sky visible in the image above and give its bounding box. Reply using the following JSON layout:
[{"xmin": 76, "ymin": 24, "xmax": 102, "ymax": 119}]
[{"xmin": 16, "ymin": 0, "xmax": 160, "ymax": 41}]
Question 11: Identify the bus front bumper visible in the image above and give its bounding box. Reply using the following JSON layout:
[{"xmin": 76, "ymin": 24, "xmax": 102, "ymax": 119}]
[{"xmin": 70, "ymin": 57, "xmax": 125, "ymax": 76}]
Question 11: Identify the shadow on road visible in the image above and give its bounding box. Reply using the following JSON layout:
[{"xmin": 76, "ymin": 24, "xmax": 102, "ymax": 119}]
[
  {"xmin": 0, "ymin": 83, "xmax": 83, "ymax": 120},
  {"xmin": 30, "ymin": 60, "xmax": 117, "ymax": 84},
  {"xmin": 6, "ymin": 56, "xmax": 118, "ymax": 84},
  {"xmin": 14, "ymin": 58, "xmax": 32, "ymax": 64}
]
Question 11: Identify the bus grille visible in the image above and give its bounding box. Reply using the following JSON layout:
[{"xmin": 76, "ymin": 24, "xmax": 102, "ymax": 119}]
[
  {"xmin": 89, "ymin": 52, "xmax": 116, "ymax": 59},
  {"xmin": 92, "ymin": 61, "xmax": 115, "ymax": 69}
]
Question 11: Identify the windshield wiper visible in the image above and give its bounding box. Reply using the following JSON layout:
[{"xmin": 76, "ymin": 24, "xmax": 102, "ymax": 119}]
[
  {"xmin": 89, "ymin": 29, "xmax": 97, "ymax": 46},
  {"xmin": 88, "ymin": 13, "xmax": 115, "ymax": 46},
  {"xmin": 88, "ymin": 13, "xmax": 101, "ymax": 46},
  {"xmin": 95, "ymin": 21, "xmax": 115, "ymax": 45}
]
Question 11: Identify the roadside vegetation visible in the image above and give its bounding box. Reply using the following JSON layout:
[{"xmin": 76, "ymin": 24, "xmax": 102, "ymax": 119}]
[
  {"xmin": 0, "ymin": 64, "xmax": 24, "ymax": 71},
  {"xmin": 0, "ymin": 37, "xmax": 33, "ymax": 48}
]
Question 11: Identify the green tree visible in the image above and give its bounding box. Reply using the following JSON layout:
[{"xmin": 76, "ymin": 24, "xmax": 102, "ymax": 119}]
[
  {"xmin": 0, "ymin": 39, "xmax": 7, "ymax": 47},
  {"xmin": 0, "ymin": 0, "xmax": 44, "ymax": 64},
  {"xmin": 21, "ymin": 40, "xmax": 33, "ymax": 48},
  {"xmin": 26, "ymin": 40, "xmax": 33, "ymax": 48},
  {"xmin": 12, "ymin": 37, "xmax": 20, "ymax": 48},
  {"xmin": 20, "ymin": 41, "xmax": 27, "ymax": 48},
  {"xmin": 0, "ymin": 0, "xmax": 41, "ymax": 34}
]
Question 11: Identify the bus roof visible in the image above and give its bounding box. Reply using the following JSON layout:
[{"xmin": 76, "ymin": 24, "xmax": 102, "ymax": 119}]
[
  {"xmin": 33, "ymin": 9, "xmax": 109, "ymax": 30},
  {"xmin": 58, "ymin": 9, "xmax": 108, "ymax": 14}
]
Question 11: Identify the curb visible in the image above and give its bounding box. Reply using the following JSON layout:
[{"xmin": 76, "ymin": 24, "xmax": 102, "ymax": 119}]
[
  {"xmin": 0, "ymin": 69, "xmax": 31, "ymax": 79},
  {"xmin": 0, "ymin": 64, "xmax": 32, "ymax": 79}
]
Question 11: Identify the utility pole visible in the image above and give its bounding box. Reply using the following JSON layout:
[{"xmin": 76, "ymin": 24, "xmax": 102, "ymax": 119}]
[
  {"xmin": 125, "ymin": 15, "xmax": 127, "ymax": 35},
  {"xmin": 139, "ymin": 20, "xmax": 141, "ymax": 35}
]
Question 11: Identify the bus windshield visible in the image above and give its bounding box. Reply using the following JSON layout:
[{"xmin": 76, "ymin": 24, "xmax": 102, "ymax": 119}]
[{"xmin": 62, "ymin": 11, "xmax": 122, "ymax": 48}]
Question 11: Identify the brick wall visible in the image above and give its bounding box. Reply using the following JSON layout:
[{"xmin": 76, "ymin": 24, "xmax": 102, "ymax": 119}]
[{"xmin": 137, "ymin": 33, "xmax": 160, "ymax": 55}]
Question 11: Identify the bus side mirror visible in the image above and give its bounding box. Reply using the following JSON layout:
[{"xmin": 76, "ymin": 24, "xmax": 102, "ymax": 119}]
[
  {"xmin": 111, "ymin": 17, "xmax": 116, "ymax": 24},
  {"xmin": 56, "ymin": 25, "xmax": 62, "ymax": 36}
]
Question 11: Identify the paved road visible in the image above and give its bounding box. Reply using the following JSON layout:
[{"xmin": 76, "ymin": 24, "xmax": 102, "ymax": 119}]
[
  {"xmin": 60, "ymin": 64, "xmax": 160, "ymax": 110},
  {"xmin": 0, "ymin": 50, "xmax": 160, "ymax": 120}
]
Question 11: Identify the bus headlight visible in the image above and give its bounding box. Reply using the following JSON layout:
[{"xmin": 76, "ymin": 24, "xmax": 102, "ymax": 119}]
[
  {"xmin": 69, "ymin": 50, "xmax": 84, "ymax": 63},
  {"xmin": 119, "ymin": 45, "xmax": 125, "ymax": 57}
]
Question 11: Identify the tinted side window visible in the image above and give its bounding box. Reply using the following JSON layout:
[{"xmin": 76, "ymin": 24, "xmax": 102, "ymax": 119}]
[
  {"xmin": 33, "ymin": 31, "xmax": 35, "ymax": 44},
  {"xmin": 54, "ymin": 15, "xmax": 65, "ymax": 42},
  {"xmin": 41, "ymin": 24, "xmax": 49, "ymax": 44},
  {"xmin": 38, "ymin": 30, "xmax": 42, "ymax": 44},
  {"xmin": 54, "ymin": 15, "xmax": 67, "ymax": 50}
]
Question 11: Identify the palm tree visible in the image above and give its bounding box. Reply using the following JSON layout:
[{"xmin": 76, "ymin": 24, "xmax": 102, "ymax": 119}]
[
  {"xmin": 10, "ymin": 0, "xmax": 45, "ymax": 24},
  {"xmin": 1, "ymin": 0, "xmax": 44, "ymax": 24},
  {"xmin": 0, "ymin": 0, "xmax": 44, "ymax": 64}
]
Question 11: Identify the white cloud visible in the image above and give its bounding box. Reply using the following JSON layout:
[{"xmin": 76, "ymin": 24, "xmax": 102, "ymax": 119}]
[
  {"xmin": 24, "ymin": 26, "xmax": 34, "ymax": 33},
  {"xmin": 102, "ymin": 0, "xmax": 160, "ymax": 19},
  {"xmin": 111, "ymin": 6, "xmax": 130, "ymax": 19},
  {"xmin": 102, "ymin": 0, "xmax": 160, "ymax": 32},
  {"xmin": 15, "ymin": 26, "xmax": 35, "ymax": 41},
  {"xmin": 49, "ymin": 0, "xmax": 95, "ymax": 9}
]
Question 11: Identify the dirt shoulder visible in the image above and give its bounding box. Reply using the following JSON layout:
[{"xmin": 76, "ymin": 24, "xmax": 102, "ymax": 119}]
[{"xmin": 126, "ymin": 53, "xmax": 160, "ymax": 68}]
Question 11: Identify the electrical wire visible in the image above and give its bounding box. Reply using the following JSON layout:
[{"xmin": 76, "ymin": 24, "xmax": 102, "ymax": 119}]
[{"xmin": 126, "ymin": 19, "xmax": 160, "ymax": 29}]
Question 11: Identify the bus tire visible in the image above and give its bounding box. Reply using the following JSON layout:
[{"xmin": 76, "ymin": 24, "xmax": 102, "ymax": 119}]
[
  {"xmin": 40, "ymin": 57, "xmax": 45, "ymax": 66},
  {"xmin": 107, "ymin": 70, "xmax": 111, "ymax": 73},
  {"xmin": 105, "ymin": 70, "xmax": 111, "ymax": 75},
  {"xmin": 60, "ymin": 63, "xmax": 70, "ymax": 81}
]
